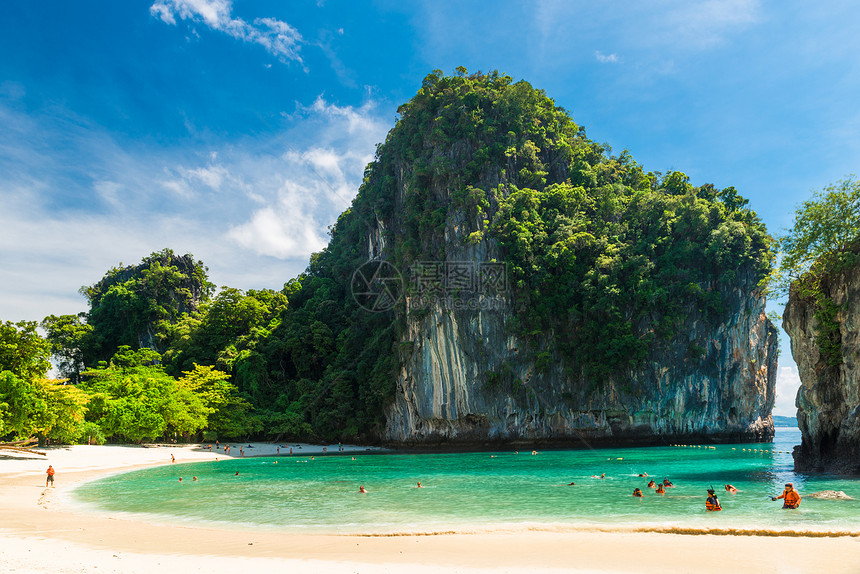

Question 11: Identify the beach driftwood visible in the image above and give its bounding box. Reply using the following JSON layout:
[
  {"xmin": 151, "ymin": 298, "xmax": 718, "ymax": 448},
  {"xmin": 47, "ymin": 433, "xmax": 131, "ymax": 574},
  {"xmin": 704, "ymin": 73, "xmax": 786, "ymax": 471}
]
[
  {"xmin": 808, "ymin": 490, "xmax": 854, "ymax": 500},
  {"xmin": 0, "ymin": 439, "xmax": 47, "ymax": 456}
]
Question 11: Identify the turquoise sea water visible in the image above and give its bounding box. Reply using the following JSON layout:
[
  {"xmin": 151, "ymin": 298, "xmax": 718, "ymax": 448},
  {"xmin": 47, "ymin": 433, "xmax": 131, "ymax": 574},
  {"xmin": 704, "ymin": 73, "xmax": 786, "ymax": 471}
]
[{"xmin": 72, "ymin": 428, "xmax": 860, "ymax": 534}]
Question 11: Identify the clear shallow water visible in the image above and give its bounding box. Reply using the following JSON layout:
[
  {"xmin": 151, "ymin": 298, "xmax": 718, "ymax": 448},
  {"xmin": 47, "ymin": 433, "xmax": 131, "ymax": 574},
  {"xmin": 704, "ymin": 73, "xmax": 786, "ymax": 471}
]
[{"xmin": 72, "ymin": 428, "xmax": 860, "ymax": 534}]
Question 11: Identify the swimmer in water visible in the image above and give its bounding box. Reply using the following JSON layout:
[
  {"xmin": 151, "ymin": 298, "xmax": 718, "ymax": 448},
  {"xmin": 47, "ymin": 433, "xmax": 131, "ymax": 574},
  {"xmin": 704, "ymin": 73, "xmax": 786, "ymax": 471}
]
[
  {"xmin": 706, "ymin": 488, "xmax": 722, "ymax": 511},
  {"xmin": 662, "ymin": 478, "xmax": 674, "ymax": 487},
  {"xmin": 359, "ymin": 485, "xmax": 367, "ymax": 493},
  {"xmin": 416, "ymin": 482, "xmax": 423, "ymax": 488},
  {"xmin": 656, "ymin": 484, "xmax": 665, "ymax": 495},
  {"xmin": 725, "ymin": 484, "xmax": 738, "ymax": 493},
  {"xmin": 192, "ymin": 476, "xmax": 198, "ymax": 481},
  {"xmin": 633, "ymin": 488, "xmax": 643, "ymax": 497},
  {"xmin": 647, "ymin": 479, "xmax": 656, "ymax": 489}
]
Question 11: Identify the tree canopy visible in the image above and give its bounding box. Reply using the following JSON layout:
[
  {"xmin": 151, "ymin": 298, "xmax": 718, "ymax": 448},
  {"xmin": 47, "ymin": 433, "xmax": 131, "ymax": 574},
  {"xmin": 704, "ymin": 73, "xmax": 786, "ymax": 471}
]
[
  {"xmin": 775, "ymin": 176, "xmax": 860, "ymax": 366},
  {"xmin": 775, "ymin": 176, "xmax": 860, "ymax": 296}
]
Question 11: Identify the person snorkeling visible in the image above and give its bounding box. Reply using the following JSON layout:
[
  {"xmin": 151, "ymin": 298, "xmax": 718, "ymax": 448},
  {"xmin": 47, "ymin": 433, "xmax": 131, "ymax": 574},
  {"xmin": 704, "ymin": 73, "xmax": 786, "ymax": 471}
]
[
  {"xmin": 772, "ymin": 483, "xmax": 801, "ymax": 509},
  {"xmin": 706, "ymin": 488, "xmax": 722, "ymax": 511},
  {"xmin": 632, "ymin": 488, "xmax": 644, "ymax": 497},
  {"xmin": 725, "ymin": 484, "xmax": 738, "ymax": 493},
  {"xmin": 647, "ymin": 479, "xmax": 656, "ymax": 489},
  {"xmin": 662, "ymin": 478, "xmax": 674, "ymax": 487},
  {"xmin": 655, "ymin": 483, "xmax": 665, "ymax": 495}
]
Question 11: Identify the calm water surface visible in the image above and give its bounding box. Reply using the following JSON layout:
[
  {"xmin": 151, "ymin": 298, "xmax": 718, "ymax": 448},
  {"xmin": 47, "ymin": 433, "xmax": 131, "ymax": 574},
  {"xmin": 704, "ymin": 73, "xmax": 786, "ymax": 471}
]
[{"xmin": 72, "ymin": 428, "xmax": 860, "ymax": 534}]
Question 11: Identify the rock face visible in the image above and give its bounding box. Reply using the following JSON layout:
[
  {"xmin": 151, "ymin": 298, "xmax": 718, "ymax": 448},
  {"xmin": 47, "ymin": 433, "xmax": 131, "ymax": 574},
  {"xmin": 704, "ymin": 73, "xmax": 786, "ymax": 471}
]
[
  {"xmin": 361, "ymin": 71, "xmax": 777, "ymax": 448},
  {"xmin": 783, "ymin": 250, "xmax": 860, "ymax": 474},
  {"xmin": 383, "ymin": 231, "xmax": 777, "ymax": 447},
  {"xmin": 808, "ymin": 490, "xmax": 854, "ymax": 500}
]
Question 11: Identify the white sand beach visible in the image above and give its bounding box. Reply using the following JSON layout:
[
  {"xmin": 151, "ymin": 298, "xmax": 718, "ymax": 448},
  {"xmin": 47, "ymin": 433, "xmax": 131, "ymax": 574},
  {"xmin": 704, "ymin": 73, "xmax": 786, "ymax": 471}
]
[{"xmin": 2, "ymin": 443, "xmax": 859, "ymax": 573}]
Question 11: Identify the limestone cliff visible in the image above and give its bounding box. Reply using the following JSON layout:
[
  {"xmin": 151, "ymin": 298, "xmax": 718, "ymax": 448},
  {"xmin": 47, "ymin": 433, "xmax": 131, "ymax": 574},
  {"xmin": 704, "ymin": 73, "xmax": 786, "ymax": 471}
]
[
  {"xmin": 783, "ymin": 244, "xmax": 860, "ymax": 473},
  {"xmin": 337, "ymin": 70, "xmax": 777, "ymax": 446},
  {"xmin": 382, "ymin": 215, "xmax": 777, "ymax": 447}
]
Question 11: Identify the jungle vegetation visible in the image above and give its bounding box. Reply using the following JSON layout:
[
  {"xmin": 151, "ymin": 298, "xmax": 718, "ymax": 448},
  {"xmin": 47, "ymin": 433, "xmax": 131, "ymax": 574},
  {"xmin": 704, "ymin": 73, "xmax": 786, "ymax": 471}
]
[{"xmin": 2, "ymin": 70, "xmax": 782, "ymax": 445}]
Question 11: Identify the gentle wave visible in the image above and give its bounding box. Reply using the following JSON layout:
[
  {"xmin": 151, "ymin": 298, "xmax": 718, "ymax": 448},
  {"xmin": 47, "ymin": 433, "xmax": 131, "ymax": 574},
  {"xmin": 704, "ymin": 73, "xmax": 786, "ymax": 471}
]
[{"xmin": 349, "ymin": 524, "xmax": 860, "ymax": 538}]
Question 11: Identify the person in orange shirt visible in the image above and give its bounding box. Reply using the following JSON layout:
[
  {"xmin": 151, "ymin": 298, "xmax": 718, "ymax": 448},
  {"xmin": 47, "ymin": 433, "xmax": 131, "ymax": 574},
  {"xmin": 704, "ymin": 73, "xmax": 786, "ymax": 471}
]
[
  {"xmin": 773, "ymin": 483, "xmax": 801, "ymax": 509},
  {"xmin": 45, "ymin": 465, "xmax": 55, "ymax": 487}
]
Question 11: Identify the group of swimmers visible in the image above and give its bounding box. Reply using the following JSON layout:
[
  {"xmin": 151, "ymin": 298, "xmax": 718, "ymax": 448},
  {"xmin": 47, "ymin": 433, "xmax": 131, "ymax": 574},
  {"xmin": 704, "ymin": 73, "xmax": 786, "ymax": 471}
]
[
  {"xmin": 632, "ymin": 477, "xmax": 673, "ymax": 497},
  {"xmin": 626, "ymin": 475, "xmax": 801, "ymax": 511}
]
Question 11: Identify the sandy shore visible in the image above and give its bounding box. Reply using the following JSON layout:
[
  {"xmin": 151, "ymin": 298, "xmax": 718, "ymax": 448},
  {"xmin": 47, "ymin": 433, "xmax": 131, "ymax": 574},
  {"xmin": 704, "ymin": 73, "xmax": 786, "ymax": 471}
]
[{"xmin": 2, "ymin": 444, "xmax": 859, "ymax": 573}]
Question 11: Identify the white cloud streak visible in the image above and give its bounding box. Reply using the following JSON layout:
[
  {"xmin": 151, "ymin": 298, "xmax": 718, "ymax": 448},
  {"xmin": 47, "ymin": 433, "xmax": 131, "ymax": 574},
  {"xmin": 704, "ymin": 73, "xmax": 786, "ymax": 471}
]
[
  {"xmin": 150, "ymin": 0, "xmax": 303, "ymax": 63},
  {"xmin": 0, "ymin": 97, "xmax": 390, "ymax": 322},
  {"xmin": 595, "ymin": 51, "xmax": 619, "ymax": 64}
]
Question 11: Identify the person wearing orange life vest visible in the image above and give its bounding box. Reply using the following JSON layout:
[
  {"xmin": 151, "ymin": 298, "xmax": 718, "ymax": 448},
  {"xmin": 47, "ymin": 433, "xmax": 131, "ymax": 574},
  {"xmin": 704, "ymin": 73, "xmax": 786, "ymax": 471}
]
[
  {"xmin": 705, "ymin": 488, "xmax": 722, "ymax": 511},
  {"xmin": 772, "ymin": 483, "xmax": 801, "ymax": 509}
]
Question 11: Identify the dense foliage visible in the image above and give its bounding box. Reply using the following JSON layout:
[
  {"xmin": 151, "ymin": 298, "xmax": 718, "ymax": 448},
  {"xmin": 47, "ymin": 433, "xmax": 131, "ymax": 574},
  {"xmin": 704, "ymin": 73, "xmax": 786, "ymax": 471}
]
[
  {"xmin": 777, "ymin": 176, "xmax": 860, "ymax": 366},
  {"xmin": 365, "ymin": 69, "xmax": 772, "ymax": 378},
  {"xmin": 12, "ymin": 70, "xmax": 778, "ymax": 445},
  {"xmin": 77, "ymin": 248, "xmax": 214, "ymax": 369}
]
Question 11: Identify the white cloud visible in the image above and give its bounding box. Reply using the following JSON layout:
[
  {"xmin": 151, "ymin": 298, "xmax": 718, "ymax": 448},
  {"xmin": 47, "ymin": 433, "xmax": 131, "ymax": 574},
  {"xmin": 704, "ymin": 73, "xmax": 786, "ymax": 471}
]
[
  {"xmin": 528, "ymin": 0, "xmax": 761, "ymax": 74},
  {"xmin": 774, "ymin": 365, "xmax": 800, "ymax": 416},
  {"xmin": 150, "ymin": 0, "xmax": 303, "ymax": 63},
  {"xmin": 595, "ymin": 51, "xmax": 619, "ymax": 64},
  {"xmin": 0, "ymin": 95, "xmax": 390, "ymax": 322},
  {"xmin": 661, "ymin": 0, "xmax": 760, "ymax": 49}
]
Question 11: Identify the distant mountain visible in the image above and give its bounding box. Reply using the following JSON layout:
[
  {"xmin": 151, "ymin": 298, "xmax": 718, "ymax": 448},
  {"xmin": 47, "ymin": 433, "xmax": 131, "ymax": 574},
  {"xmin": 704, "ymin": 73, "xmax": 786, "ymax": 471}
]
[{"xmin": 773, "ymin": 415, "xmax": 798, "ymax": 427}]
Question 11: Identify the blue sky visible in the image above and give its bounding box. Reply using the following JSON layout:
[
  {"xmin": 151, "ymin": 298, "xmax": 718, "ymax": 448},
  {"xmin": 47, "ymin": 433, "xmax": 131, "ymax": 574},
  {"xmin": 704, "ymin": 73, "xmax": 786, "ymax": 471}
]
[{"xmin": 2, "ymin": 0, "xmax": 858, "ymax": 414}]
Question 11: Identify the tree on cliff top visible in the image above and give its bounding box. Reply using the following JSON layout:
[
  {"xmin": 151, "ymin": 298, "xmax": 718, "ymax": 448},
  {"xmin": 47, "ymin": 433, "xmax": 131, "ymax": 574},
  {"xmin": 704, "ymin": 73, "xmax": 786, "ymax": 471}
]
[
  {"xmin": 73, "ymin": 248, "xmax": 214, "ymax": 369},
  {"xmin": 775, "ymin": 176, "xmax": 860, "ymax": 296},
  {"xmin": 775, "ymin": 176, "xmax": 860, "ymax": 366}
]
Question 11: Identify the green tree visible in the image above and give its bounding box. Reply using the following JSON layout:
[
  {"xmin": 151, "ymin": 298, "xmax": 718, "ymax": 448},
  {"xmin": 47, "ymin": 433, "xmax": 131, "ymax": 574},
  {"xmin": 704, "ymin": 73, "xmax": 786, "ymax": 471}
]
[
  {"xmin": 81, "ymin": 347, "xmax": 209, "ymax": 442},
  {"xmin": 775, "ymin": 176, "xmax": 860, "ymax": 296},
  {"xmin": 0, "ymin": 320, "xmax": 51, "ymax": 381},
  {"xmin": 0, "ymin": 371, "xmax": 46, "ymax": 439},
  {"xmin": 775, "ymin": 176, "xmax": 860, "ymax": 366},
  {"xmin": 41, "ymin": 313, "xmax": 93, "ymax": 383},
  {"xmin": 79, "ymin": 249, "xmax": 214, "ymax": 366},
  {"xmin": 32, "ymin": 379, "xmax": 89, "ymax": 444},
  {"xmin": 177, "ymin": 364, "xmax": 252, "ymax": 438}
]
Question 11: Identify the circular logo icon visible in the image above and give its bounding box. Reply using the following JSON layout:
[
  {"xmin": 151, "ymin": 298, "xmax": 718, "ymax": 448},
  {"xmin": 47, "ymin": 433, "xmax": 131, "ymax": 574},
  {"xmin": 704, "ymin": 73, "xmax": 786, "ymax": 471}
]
[{"xmin": 351, "ymin": 261, "xmax": 403, "ymax": 312}]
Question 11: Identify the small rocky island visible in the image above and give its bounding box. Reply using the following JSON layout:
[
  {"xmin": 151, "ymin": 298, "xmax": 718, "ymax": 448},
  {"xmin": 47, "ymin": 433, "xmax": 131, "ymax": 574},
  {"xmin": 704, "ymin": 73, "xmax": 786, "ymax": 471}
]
[{"xmin": 349, "ymin": 70, "xmax": 779, "ymax": 447}]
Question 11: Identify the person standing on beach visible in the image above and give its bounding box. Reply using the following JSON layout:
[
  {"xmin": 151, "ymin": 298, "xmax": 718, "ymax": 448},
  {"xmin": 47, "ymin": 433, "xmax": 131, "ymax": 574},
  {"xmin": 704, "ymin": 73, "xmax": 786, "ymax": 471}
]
[{"xmin": 45, "ymin": 465, "xmax": 55, "ymax": 487}]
